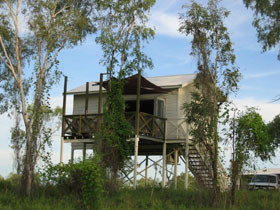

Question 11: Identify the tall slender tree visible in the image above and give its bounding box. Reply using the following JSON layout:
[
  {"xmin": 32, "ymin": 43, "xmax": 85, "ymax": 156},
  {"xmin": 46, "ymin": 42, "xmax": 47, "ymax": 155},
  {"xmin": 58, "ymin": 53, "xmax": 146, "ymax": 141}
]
[
  {"xmin": 179, "ymin": 0, "xmax": 241, "ymax": 201},
  {"xmin": 95, "ymin": 0, "xmax": 155, "ymax": 190},
  {"xmin": 0, "ymin": 0, "xmax": 95, "ymax": 195}
]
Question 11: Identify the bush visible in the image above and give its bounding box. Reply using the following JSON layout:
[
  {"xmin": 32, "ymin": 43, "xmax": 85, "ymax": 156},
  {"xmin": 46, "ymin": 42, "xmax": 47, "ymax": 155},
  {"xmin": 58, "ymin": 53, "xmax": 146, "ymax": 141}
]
[
  {"xmin": 43, "ymin": 157, "xmax": 103, "ymax": 209},
  {"xmin": 0, "ymin": 174, "xmax": 21, "ymax": 194}
]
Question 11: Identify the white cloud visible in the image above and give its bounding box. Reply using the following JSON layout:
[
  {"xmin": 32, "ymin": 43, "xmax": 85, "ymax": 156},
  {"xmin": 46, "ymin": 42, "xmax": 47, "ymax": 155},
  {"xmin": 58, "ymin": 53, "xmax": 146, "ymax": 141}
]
[
  {"xmin": 232, "ymin": 97, "xmax": 280, "ymax": 122},
  {"xmin": 245, "ymin": 70, "xmax": 280, "ymax": 79},
  {"xmin": 150, "ymin": 11, "xmax": 185, "ymax": 38}
]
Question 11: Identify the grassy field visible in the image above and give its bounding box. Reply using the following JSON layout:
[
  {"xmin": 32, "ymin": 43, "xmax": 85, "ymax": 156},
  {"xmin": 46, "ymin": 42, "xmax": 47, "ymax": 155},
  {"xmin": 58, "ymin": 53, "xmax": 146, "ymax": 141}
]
[{"xmin": 0, "ymin": 188, "xmax": 280, "ymax": 210}]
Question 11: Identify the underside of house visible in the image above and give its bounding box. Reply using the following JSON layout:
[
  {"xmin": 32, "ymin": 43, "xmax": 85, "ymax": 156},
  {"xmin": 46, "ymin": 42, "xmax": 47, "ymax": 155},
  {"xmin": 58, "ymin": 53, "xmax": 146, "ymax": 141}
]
[{"xmin": 59, "ymin": 73, "xmax": 228, "ymax": 190}]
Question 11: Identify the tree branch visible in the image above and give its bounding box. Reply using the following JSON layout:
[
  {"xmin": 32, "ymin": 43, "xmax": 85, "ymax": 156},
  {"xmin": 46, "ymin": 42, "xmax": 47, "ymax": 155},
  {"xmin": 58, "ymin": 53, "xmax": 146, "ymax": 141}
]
[{"xmin": 0, "ymin": 35, "xmax": 18, "ymax": 81}]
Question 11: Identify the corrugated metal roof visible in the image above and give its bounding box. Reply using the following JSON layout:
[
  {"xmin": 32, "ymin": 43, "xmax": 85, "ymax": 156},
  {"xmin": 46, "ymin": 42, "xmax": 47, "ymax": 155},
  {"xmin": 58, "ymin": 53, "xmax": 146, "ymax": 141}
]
[
  {"xmin": 147, "ymin": 74, "xmax": 196, "ymax": 88},
  {"xmin": 67, "ymin": 82, "xmax": 102, "ymax": 94},
  {"xmin": 244, "ymin": 168, "xmax": 280, "ymax": 175},
  {"xmin": 67, "ymin": 73, "xmax": 196, "ymax": 94}
]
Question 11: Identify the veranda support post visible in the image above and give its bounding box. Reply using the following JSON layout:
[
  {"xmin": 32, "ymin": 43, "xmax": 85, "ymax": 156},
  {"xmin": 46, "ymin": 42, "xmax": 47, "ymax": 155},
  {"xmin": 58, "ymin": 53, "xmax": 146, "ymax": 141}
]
[
  {"xmin": 174, "ymin": 149, "xmax": 178, "ymax": 189},
  {"xmin": 162, "ymin": 142, "xmax": 167, "ymax": 187},
  {"xmin": 133, "ymin": 70, "xmax": 141, "ymax": 189},
  {"xmin": 71, "ymin": 148, "xmax": 74, "ymax": 162},
  {"xmin": 145, "ymin": 155, "xmax": 148, "ymax": 187},
  {"xmin": 60, "ymin": 76, "xmax": 67, "ymax": 166},
  {"xmin": 185, "ymin": 123, "xmax": 190, "ymax": 189}
]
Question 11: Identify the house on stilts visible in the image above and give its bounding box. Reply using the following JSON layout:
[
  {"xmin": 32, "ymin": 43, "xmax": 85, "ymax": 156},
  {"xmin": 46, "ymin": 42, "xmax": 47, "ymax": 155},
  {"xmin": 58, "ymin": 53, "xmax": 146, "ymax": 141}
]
[{"xmin": 59, "ymin": 73, "xmax": 228, "ymax": 190}]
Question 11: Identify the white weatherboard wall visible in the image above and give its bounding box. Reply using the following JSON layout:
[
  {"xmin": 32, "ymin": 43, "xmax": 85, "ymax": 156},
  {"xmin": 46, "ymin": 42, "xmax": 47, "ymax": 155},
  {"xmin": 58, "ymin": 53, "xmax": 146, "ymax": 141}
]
[
  {"xmin": 72, "ymin": 94, "xmax": 106, "ymax": 115},
  {"xmin": 177, "ymin": 84, "xmax": 195, "ymax": 140},
  {"xmin": 164, "ymin": 89, "xmax": 179, "ymax": 140},
  {"xmin": 178, "ymin": 84, "xmax": 194, "ymax": 117}
]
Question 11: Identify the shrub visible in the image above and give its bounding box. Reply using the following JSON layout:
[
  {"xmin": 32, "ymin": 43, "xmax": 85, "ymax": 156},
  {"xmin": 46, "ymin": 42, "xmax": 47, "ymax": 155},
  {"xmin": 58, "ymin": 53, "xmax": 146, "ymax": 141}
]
[{"xmin": 43, "ymin": 157, "xmax": 103, "ymax": 209}]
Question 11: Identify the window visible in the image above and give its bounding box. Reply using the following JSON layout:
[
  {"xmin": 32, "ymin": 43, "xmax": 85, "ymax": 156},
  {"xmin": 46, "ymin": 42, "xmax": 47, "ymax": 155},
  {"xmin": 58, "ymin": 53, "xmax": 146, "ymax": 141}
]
[{"xmin": 156, "ymin": 99, "xmax": 165, "ymax": 117}]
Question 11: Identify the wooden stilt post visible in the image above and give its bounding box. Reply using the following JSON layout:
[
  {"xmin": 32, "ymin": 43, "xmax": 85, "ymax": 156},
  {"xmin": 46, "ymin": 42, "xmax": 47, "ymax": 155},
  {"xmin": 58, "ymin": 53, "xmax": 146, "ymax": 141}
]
[
  {"xmin": 174, "ymin": 149, "xmax": 178, "ymax": 190},
  {"xmin": 83, "ymin": 143, "xmax": 86, "ymax": 161},
  {"xmin": 60, "ymin": 137, "xmax": 64, "ymax": 165},
  {"xmin": 60, "ymin": 76, "xmax": 67, "ymax": 166},
  {"xmin": 162, "ymin": 142, "xmax": 166, "ymax": 187},
  {"xmin": 185, "ymin": 123, "xmax": 190, "ymax": 190},
  {"xmin": 71, "ymin": 147, "xmax": 74, "ymax": 162},
  {"xmin": 133, "ymin": 70, "xmax": 141, "ymax": 189},
  {"xmin": 133, "ymin": 136, "xmax": 139, "ymax": 188},
  {"xmin": 145, "ymin": 155, "xmax": 148, "ymax": 187}
]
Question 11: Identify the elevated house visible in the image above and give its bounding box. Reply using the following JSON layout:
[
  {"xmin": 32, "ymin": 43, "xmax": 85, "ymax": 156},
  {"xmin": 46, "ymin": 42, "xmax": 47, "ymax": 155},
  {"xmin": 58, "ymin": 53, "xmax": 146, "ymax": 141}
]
[{"xmin": 60, "ymin": 73, "xmax": 227, "ymax": 190}]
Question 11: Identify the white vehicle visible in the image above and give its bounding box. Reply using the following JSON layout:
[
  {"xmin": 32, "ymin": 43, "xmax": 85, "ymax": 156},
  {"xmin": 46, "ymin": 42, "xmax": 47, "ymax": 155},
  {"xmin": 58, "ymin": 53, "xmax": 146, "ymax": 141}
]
[{"xmin": 248, "ymin": 174, "xmax": 280, "ymax": 190}]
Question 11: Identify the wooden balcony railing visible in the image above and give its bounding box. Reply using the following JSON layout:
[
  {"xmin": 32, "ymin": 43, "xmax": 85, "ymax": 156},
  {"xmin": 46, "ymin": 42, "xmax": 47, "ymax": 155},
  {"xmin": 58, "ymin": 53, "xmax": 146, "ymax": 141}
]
[{"xmin": 62, "ymin": 112, "xmax": 166, "ymax": 140}]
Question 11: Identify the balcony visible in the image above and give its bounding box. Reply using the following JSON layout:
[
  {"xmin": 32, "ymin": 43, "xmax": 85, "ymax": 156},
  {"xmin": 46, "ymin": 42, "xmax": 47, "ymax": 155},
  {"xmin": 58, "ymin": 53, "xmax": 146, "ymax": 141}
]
[{"xmin": 62, "ymin": 112, "xmax": 166, "ymax": 140}]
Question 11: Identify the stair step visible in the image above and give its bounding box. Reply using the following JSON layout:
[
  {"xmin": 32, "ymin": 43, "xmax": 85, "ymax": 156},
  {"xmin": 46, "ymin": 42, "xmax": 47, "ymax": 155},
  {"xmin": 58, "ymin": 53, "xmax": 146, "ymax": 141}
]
[{"xmin": 186, "ymin": 143, "xmax": 223, "ymax": 190}]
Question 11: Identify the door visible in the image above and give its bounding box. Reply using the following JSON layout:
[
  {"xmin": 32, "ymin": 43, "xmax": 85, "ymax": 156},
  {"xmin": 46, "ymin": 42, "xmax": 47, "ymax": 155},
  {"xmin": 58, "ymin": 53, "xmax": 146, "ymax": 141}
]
[
  {"xmin": 155, "ymin": 98, "xmax": 165, "ymax": 118},
  {"xmin": 154, "ymin": 97, "xmax": 166, "ymax": 138}
]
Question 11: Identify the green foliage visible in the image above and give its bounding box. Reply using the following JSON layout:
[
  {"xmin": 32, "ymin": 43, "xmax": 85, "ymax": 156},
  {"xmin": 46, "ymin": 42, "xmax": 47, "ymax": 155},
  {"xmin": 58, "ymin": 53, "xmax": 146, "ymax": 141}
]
[
  {"xmin": 268, "ymin": 114, "xmax": 280, "ymax": 146},
  {"xmin": 0, "ymin": 174, "xmax": 21, "ymax": 194},
  {"xmin": 1, "ymin": 185, "xmax": 280, "ymax": 209},
  {"xmin": 243, "ymin": 0, "xmax": 280, "ymax": 59},
  {"xmin": 97, "ymin": 79, "xmax": 133, "ymax": 190},
  {"xmin": 95, "ymin": 0, "xmax": 155, "ymax": 191},
  {"xmin": 43, "ymin": 158, "xmax": 103, "ymax": 209},
  {"xmin": 95, "ymin": 0, "xmax": 155, "ymax": 75},
  {"xmin": 167, "ymin": 173, "xmax": 198, "ymax": 190},
  {"xmin": 227, "ymin": 107, "xmax": 275, "ymax": 205},
  {"xmin": 235, "ymin": 108, "xmax": 274, "ymax": 161},
  {"xmin": 0, "ymin": 0, "xmax": 96, "ymax": 195},
  {"xmin": 137, "ymin": 177, "xmax": 161, "ymax": 188}
]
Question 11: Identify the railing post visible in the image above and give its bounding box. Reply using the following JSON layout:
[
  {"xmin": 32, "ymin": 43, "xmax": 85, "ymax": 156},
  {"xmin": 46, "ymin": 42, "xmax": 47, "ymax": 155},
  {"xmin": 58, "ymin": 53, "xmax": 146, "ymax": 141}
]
[
  {"xmin": 152, "ymin": 115, "xmax": 154, "ymax": 137},
  {"xmin": 85, "ymin": 82, "xmax": 89, "ymax": 115},
  {"xmin": 164, "ymin": 119, "xmax": 167, "ymax": 140},
  {"xmin": 79, "ymin": 115, "xmax": 82, "ymax": 135},
  {"xmin": 98, "ymin": 74, "xmax": 103, "ymax": 129}
]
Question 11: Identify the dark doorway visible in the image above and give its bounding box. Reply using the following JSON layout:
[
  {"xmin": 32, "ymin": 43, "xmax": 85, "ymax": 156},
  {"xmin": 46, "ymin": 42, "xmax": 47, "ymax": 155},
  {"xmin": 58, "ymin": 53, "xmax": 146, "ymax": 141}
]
[{"xmin": 125, "ymin": 100, "xmax": 154, "ymax": 115}]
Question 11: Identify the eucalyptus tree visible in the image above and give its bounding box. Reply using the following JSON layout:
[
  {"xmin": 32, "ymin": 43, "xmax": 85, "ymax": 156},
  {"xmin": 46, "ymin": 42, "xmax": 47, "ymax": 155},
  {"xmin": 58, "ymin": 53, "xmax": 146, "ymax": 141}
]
[
  {"xmin": 268, "ymin": 114, "xmax": 280, "ymax": 146},
  {"xmin": 95, "ymin": 0, "xmax": 155, "ymax": 190},
  {"xmin": 0, "ymin": 0, "xmax": 95, "ymax": 195},
  {"xmin": 227, "ymin": 107, "xmax": 274, "ymax": 205},
  {"xmin": 179, "ymin": 0, "xmax": 241, "ymax": 198}
]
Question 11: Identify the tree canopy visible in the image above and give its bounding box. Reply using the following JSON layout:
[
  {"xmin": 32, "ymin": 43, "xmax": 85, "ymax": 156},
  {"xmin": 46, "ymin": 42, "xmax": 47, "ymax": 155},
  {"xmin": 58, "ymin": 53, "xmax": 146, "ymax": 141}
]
[
  {"xmin": 243, "ymin": 0, "xmax": 280, "ymax": 59},
  {"xmin": 268, "ymin": 114, "xmax": 280, "ymax": 146}
]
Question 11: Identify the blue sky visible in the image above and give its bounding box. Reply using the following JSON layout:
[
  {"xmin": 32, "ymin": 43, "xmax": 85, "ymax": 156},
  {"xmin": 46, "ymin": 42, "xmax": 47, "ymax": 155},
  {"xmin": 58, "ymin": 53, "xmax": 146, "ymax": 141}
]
[{"xmin": 0, "ymin": 0, "xmax": 280, "ymax": 177}]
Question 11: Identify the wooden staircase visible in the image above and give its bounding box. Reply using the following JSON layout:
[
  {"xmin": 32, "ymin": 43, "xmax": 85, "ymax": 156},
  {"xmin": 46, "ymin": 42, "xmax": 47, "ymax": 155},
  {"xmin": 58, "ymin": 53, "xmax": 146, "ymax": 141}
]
[
  {"xmin": 188, "ymin": 144, "xmax": 214, "ymax": 189},
  {"xmin": 180, "ymin": 143, "xmax": 228, "ymax": 190}
]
